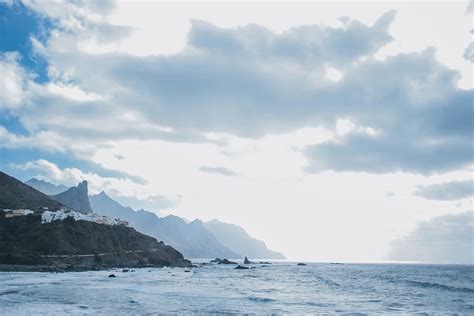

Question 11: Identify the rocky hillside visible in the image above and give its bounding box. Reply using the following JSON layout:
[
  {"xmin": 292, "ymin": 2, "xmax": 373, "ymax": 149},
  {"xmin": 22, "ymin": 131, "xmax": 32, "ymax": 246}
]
[
  {"xmin": 90, "ymin": 192, "xmax": 239, "ymax": 259},
  {"xmin": 50, "ymin": 181, "xmax": 93, "ymax": 213},
  {"xmin": 0, "ymin": 215, "xmax": 190, "ymax": 270},
  {"xmin": 204, "ymin": 219, "xmax": 285, "ymax": 259},
  {"xmin": 0, "ymin": 171, "xmax": 191, "ymax": 271},
  {"xmin": 0, "ymin": 172, "xmax": 63, "ymax": 211}
]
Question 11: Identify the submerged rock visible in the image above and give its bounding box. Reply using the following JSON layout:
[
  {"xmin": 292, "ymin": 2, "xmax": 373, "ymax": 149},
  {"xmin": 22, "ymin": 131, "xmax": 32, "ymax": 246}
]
[
  {"xmin": 122, "ymin": 268, "xmax": 129, "ymax": 272},
  {"xmin": 297, "ymin": 263, "xmax": 307, "ymax": 266},
  {"xmin": 211, "ymin": 258, "xmax": 237, "ymax": 265},
  {"xmin": 108, "ymin": 274, "xmax": 116, "ymax": 278},
  {"xmin": 235, "ymin": 265, "xmax": 249, "ymax": 270}
]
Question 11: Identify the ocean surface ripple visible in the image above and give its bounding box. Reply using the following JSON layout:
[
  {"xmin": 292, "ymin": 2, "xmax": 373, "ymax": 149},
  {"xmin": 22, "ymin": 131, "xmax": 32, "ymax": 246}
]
[{"xmin": 0, "ymin": 262, "xmax": 473, "ymax": 314}]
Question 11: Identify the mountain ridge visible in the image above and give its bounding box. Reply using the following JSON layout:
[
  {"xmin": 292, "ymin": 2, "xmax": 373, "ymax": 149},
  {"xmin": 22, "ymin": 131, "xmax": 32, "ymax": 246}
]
[
  {"xmin": 204, "ymin": 219, "xmax": 286, "ymax": 259},
  {"xmin": 26, "ymin": 178, "xmax": 286, "ymax": 259},
  {"xmin": 25, "ymin": 178, "xmax": 69, "ymax": 195},
  {"xmin": 50, "ymin": 181, "xmax": 93, "ymax": 214},
  {"xmin": 0, "ymin": 171, "xmax": 190, "ymax": 271},
  {"xmin": 89, "ymin": 192, "xmax": 239, "ymax": 258},
  {"xmin": 0, "ymin": 172, "xmax": 64, "ymax": 211}
]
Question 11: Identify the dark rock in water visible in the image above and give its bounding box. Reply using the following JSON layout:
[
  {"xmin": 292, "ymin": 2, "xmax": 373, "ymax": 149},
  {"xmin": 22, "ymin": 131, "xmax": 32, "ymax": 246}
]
[
  {"xmin": 244, "ymin": 256, "xmax": 254, "ymax": 264},
  {"xmin": 184, "ymin": 269, "xmax": 191, "ymax": 272},
  {"xmin": 108, "ymin": 274, "xmax": 116, "ymax": 278},
  {"xmin": 122, "ymin": 269, "xmax": 129, "ymax": 272},
  {"xmin": 235, "ymin": 265, "xmax": 249, "ymax": 270},
  {"xmin": 297, "ymin": 263, "xmax": 307, "ymax": 266},
  {"xmin": 259, "ymin": 261, "xmax": 271, "ymax": 264},
  {"xmin": 211, "ymin": 258, "xmax": 237, "ymax": 265}
]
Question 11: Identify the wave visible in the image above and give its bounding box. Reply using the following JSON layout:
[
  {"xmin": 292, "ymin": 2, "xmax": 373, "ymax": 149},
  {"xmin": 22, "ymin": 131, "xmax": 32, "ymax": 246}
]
[
  {"xmin": 405, "ymin": 280, "xmax": 474, "ymax": 293},
  {"xmin": 0, "ymin": 289, "xmax": 21, "ymax": 296},
  {"xmin": 247, "ymin": 296, "xmax": 276, "ymax": 303}
]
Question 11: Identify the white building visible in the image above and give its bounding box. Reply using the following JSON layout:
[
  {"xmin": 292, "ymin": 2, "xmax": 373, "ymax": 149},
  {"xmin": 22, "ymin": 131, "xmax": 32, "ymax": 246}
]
[
  {"xmin": 41, "ymin": 209, "xmax": 128, "ymax": 227},
  {"xmin": 3, "ymin": 209, "xmax": 34, "ymax": 217}
]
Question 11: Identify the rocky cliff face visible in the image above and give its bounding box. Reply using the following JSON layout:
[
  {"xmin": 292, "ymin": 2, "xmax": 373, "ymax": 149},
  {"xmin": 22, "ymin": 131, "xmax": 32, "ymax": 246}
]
[{"xmin": 50, "ymin": 181, "xmax": 93, "ymax": 213}]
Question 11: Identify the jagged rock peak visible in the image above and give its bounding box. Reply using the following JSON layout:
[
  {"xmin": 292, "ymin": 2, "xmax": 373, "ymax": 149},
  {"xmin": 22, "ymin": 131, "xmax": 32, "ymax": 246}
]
[{"xmin": 77, "ymin": 180, "xmax": 88, "ymax": 191}]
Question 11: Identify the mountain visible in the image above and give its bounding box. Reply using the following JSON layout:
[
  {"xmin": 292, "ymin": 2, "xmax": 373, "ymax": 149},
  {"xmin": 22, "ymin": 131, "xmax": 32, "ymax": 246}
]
[
  {"xmin": 50, "ymin": 181, "xmax": 93, "ymax": 214},
  {"xmin": 0, "ymin": 215, "xmax": 190, "ymax": 271},
  {"xmin": 25, "ymin": 178, "xmax": 69, "ymax": 195},
  {"xmin": 90, "ymin": 191, "xmax": 239, "ymax": 258},
  {"xmin": 0, "ymin": 172, "xmax": 63, "ymax": 211},
  {"xmin": 0, "ymin": 171, "xmax": 190, "ymax": 271},
  {"xmin": 204, "ymin": 219, "xmax": 286, "ymax": 259}
]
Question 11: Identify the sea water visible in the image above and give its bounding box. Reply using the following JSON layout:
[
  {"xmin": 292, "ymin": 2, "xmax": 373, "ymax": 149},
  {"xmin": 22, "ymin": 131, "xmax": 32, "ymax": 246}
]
[{"xmin": 0, "ymin": 262, "xmax": 473, "ymax": 314}]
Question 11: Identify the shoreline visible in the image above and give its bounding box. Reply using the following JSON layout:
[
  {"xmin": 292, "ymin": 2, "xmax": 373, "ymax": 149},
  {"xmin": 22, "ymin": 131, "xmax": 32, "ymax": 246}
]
[{"xmin": 0, "ymin": 262, "xmax": 189, "ymax": 273}]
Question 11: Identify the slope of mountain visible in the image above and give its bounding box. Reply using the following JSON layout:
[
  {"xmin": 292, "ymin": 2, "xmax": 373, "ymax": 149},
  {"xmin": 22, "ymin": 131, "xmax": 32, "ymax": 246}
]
[
  {"xmin": 0, "ymin": 215, "xmax": 190, "ymax": 270},
  {"xmin": 204, "ymin": 219, "xmax": 286, "ymax": 259},
  {"xmin": 90, "ymin": 192, "xmax": 239, "ymax": 258},
  {"xmin": 0, "ymin": 172, "xmax": 190, "ymax": 271},
  {"xmin": 50, "ymin": 181, "xmax": 92, "ymax": 214},
  {"xmin": 25, "ymin": 178, "xmax": 69, "ymax": 195},
  {"xmin": 0, "ymin": 172, "xmax": 63, "ymax": 211}
]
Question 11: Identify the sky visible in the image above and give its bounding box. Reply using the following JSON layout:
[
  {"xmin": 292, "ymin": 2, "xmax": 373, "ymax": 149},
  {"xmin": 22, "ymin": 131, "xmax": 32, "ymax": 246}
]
[{"xmin": 0, "ymin": 0, "xmax": 472, "ymax": 263}]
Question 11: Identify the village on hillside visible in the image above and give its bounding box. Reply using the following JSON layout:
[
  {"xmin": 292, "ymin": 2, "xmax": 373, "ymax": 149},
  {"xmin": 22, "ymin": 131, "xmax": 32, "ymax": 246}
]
[{"xmin": 2, "ymin": 207, "xmax": 129, "ymax": 227}]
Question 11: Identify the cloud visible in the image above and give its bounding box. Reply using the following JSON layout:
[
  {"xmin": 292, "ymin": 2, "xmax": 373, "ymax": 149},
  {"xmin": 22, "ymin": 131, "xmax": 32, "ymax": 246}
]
[
  {"xmin": 464, "ymin": 42, "xmax": 474, "ymax": 62},
  {"xmin": 466, "ymin": 0, "xmax": 474, "ymax": 15},
  {"xmin": 303, "ymin": 49, "xmax": 472, "ymax": 174},
  {"xmin": 199, "ymin": 166, "xmax": 238, "ymax": 176},
  {"xmin": 415, "ymin": 179, "xmax": 473, "ymax": 201},
  {"xmin": 1, "ymin": 3, "xmax": 472, "ymax": 176},
  {"xmin": 0, "ymin": 52, "xmax": 32, "ymax": 109},
  {"xmin": 10, "ymin": 159, "xmax": 162, "ymax": 201},
  {"xmin": 388, "ymin": 211, "xmax": 474, "ymax": 264},
  {"xmin": 188, "ymin": 10, "xmax": 395, "ymax": 68}
]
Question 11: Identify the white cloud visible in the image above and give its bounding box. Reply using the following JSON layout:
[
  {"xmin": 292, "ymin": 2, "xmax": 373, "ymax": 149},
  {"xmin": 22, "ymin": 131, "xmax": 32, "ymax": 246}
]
[
  {"xmin": 0, "ymin": 52, "xmax": 31, "ymax": 109},
  {"xmin": 10, "ymin": 159, "xmax": 176, "ymax": 208},
  {"xmin": 46, "ymin": 83, "xmax": 102, "ymax": 101}
]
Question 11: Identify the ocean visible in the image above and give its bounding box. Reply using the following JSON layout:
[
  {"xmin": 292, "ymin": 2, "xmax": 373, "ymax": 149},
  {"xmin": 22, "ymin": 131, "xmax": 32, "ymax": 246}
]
[{"xmin": 0, "ymin": 262, "xmax": 473, "ymax": 314}]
